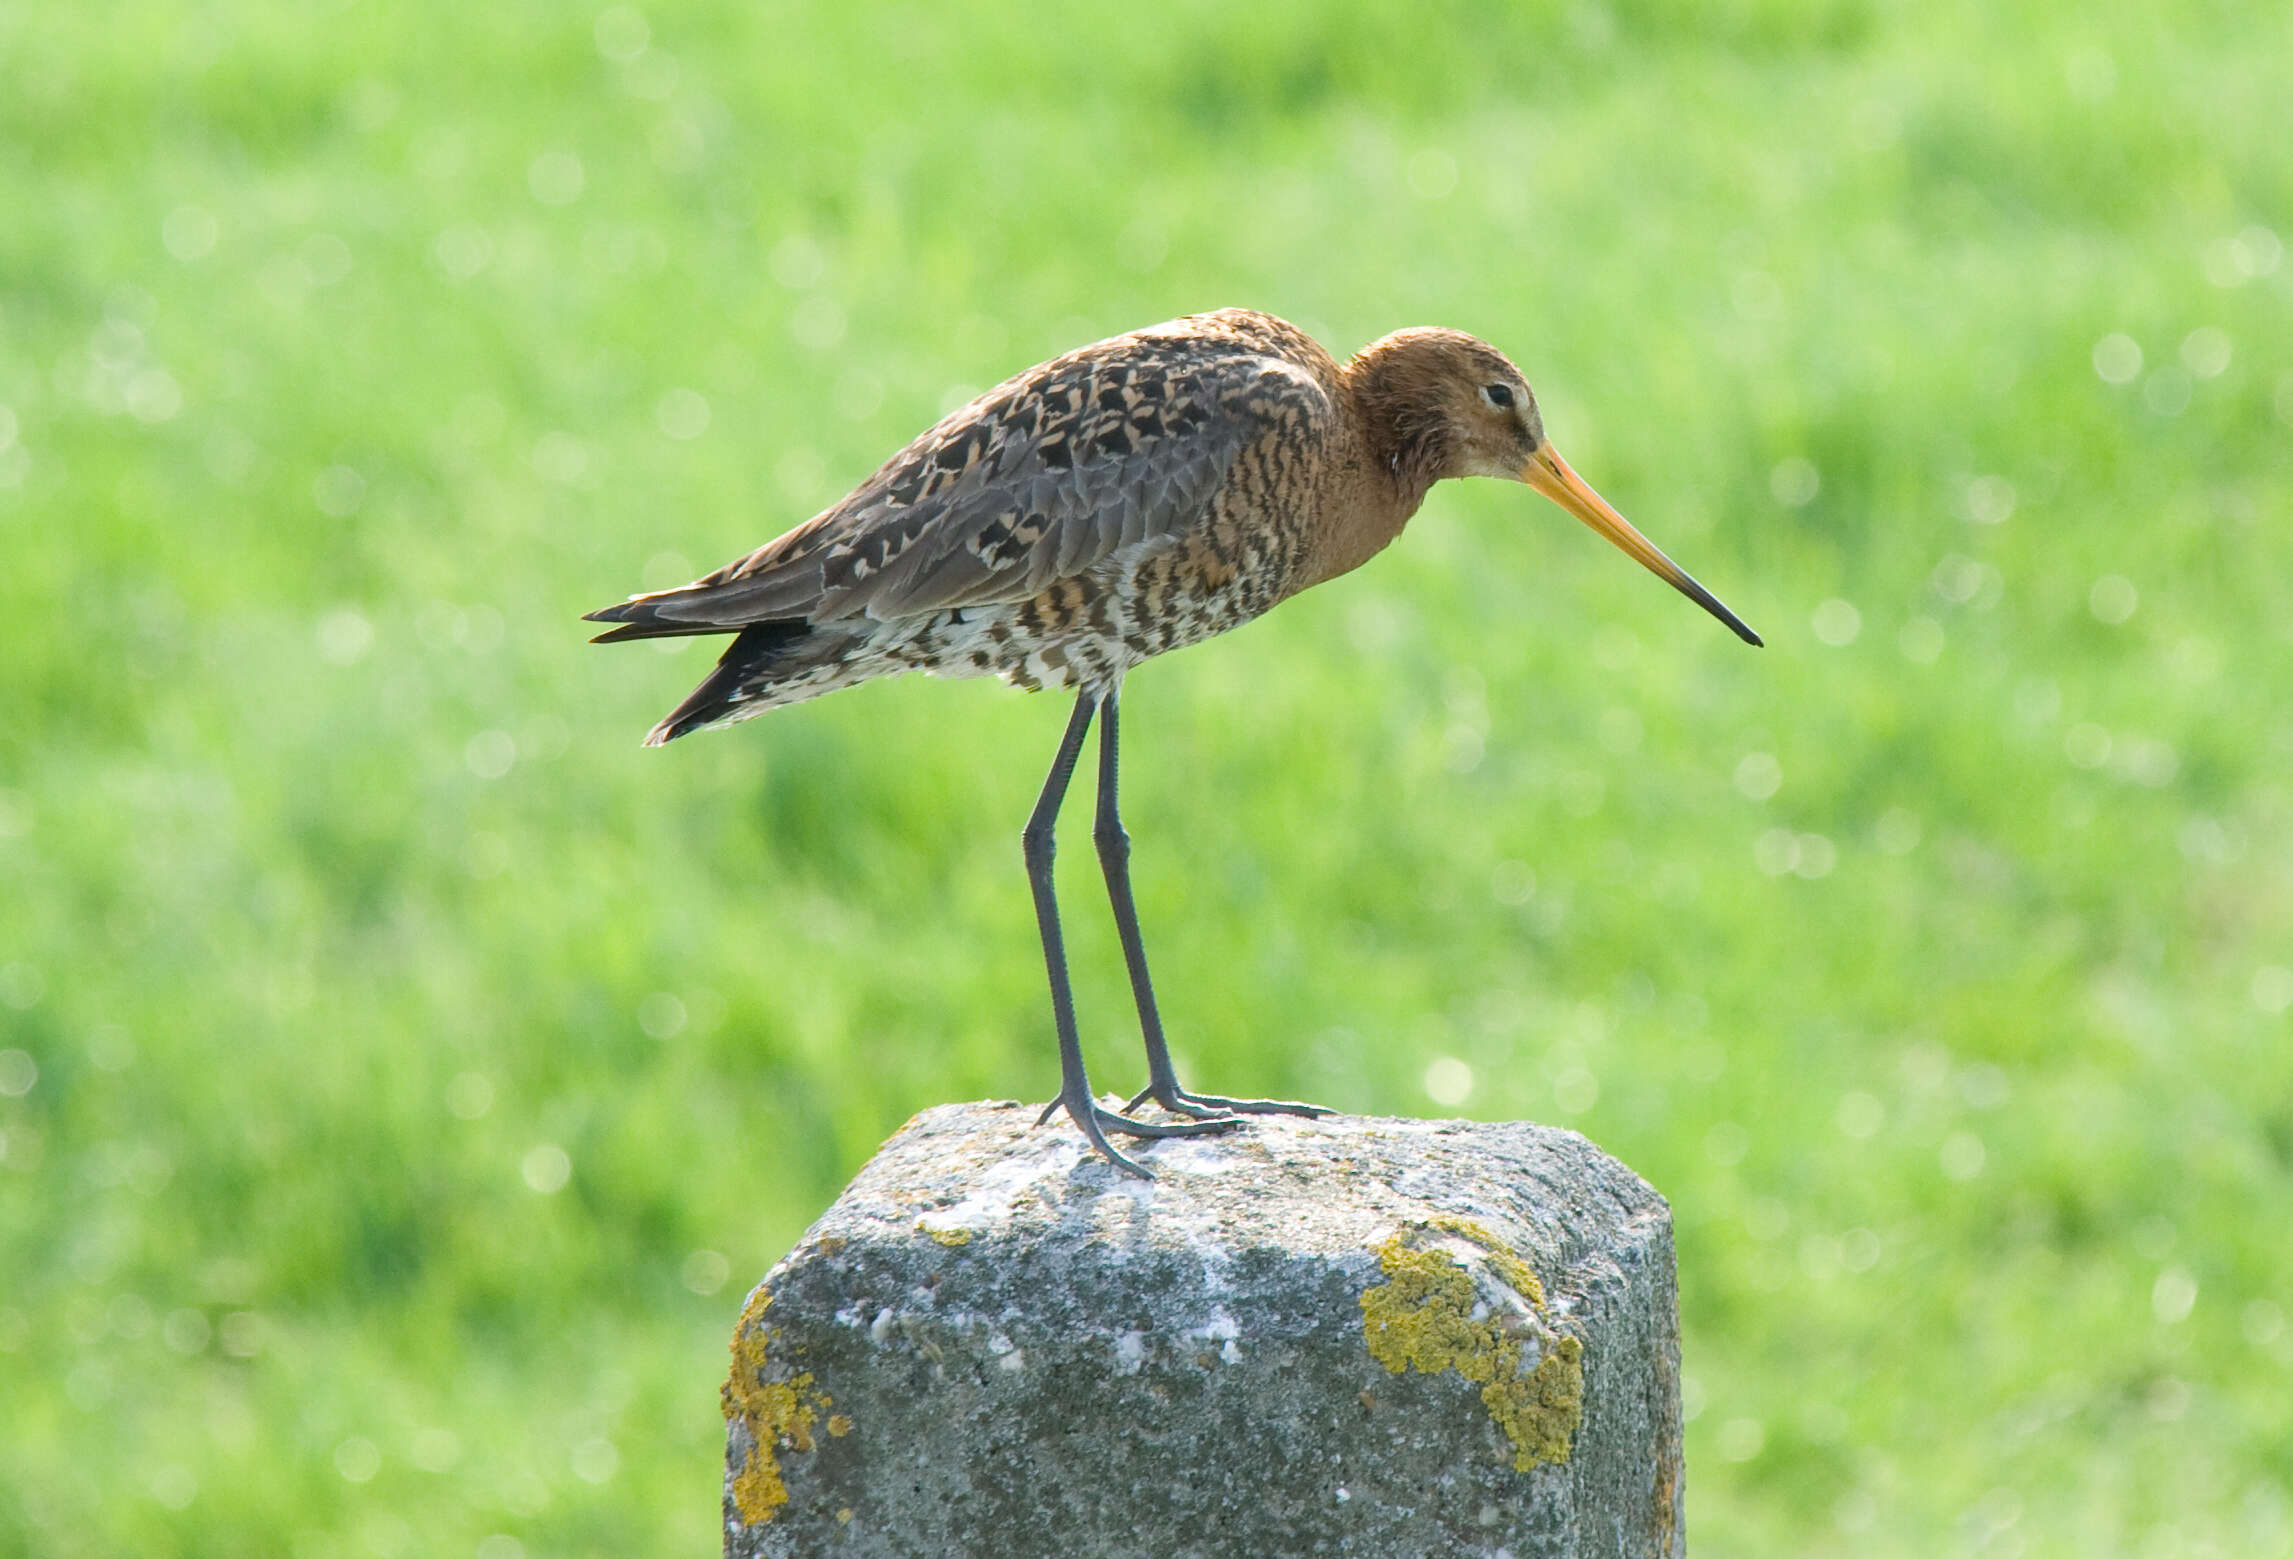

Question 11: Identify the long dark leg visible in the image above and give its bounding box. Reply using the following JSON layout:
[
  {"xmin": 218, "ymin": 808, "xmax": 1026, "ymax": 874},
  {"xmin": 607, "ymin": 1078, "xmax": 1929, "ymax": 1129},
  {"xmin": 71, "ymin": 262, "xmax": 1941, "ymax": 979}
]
[
  {"xmin": 1091, "ymin": 691, "xmax": 1333, "ymax": 1122},
  {"xmin": 1025, "ymin": 692, "xmax": 1238, "ymax": 1176}
]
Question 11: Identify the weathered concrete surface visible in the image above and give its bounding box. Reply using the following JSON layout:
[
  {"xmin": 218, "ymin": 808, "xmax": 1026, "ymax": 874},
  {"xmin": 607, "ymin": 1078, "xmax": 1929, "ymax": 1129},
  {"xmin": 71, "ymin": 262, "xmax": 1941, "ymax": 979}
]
[{"xmin": 725, "ymin": 1103, "xmax": 1683, "ymax": 1559}]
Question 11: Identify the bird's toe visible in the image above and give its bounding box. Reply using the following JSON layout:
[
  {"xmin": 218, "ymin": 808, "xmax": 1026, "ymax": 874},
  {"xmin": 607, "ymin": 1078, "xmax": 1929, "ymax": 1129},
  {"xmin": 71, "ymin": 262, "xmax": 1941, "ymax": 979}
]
[{"xmin": 1127, "ymin": 1083, "xmax": 1332, "ymax": 1120}]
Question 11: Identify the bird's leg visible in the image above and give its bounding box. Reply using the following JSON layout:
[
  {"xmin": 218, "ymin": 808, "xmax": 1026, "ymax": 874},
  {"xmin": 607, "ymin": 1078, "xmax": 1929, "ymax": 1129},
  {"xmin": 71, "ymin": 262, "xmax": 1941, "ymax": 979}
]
[
  {"xmin": 1024, "ymin": 692, "xmax": 1239, "ymax": 1177},
  {"xmin": 1091, "ymin": 691, "xmax": 1334, "ymax": 1122}
]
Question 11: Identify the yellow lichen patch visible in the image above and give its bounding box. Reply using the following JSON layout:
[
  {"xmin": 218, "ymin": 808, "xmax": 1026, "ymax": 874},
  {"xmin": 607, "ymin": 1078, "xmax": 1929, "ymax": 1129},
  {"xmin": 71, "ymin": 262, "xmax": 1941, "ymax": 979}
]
[
  {"xmin": 722, "ymin": 1289, "xmax": 834, "ymax": 1525},
  {"xmin": 918, "ymin": 1219, "xmax": 973, "ymax": 1247},
  {"xmin": 1487, "ymin": 1334, "xmax": 1584, "ymax": 1469},
  {"xmin": 1359, "ymin": 1225, "xmax": 1584, "ymax": 1473},
  {"xmin": 1360, "ymin": 1235, "xmax": 1488, "ymax": 1375},
  {"xmin": 827, "ymin": 1414, "xmax": 853, "ymax": 1438},
  {"xmin": 1427, "ymin": 1214, "xmax": 1545, "ymax": 1310}
]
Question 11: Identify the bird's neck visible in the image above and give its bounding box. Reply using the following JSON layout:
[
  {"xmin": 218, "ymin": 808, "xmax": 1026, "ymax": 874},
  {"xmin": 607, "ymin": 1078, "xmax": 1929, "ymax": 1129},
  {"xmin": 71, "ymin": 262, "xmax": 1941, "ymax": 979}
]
[
  {"xmin": 1283, "ymin": 348, "xmax": 1457, "ymax": 595},
  {"xmin": 1288, "ymin": 412, "xmax": 1437, "ymax": 595},
  {"xmin": 1345, "ymin": 349, "xmax": 1460, "ymax": 505}
]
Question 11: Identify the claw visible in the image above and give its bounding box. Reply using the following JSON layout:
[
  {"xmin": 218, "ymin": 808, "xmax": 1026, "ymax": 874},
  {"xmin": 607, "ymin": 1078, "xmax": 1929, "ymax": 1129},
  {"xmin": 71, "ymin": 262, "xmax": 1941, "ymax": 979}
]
[{"xmin": 1038, "ymin": 1090, "xmax": 1243, "ymax": 1177}]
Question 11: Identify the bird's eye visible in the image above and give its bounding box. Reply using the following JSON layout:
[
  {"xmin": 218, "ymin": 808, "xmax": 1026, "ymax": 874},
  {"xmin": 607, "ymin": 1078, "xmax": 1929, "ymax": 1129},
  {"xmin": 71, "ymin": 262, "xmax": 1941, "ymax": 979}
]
[{"xmin": 1482, "ymin": 383, "xmax": 1515, "ymax": 409}]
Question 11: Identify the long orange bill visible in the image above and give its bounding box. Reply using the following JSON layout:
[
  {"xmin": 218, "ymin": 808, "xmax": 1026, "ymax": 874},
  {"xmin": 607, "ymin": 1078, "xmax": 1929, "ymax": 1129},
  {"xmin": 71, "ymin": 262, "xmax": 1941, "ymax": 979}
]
[{"xmin": 1523, "ymin": 444, "xmax": 1763, "ymax": 647}]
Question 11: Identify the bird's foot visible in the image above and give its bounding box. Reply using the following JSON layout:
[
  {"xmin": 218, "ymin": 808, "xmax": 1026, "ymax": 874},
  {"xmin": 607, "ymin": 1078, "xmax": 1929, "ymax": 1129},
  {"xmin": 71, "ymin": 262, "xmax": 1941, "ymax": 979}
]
[
  {"xmin": 1035, "ymin": 1091, "xmax": 1242, "ymax": 1178},
  {"xmin": 1122, "ymin": 1082, "xmax": 1335, "ymax": 1120}
]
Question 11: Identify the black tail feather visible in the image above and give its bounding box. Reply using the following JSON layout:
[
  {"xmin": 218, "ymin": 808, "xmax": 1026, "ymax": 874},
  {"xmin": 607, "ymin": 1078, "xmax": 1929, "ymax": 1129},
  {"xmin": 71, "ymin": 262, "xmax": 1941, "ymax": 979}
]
[
  {"xmin": 581, "ymin": 594, "xmax": 721, "ymax": 643},
  {"xmin": 643, "ymin": 620, "xmax": 813, "ymax": 746},
  {"xmin": 586, "ymin": 619, "xmax": 733, "ymax": 645}
]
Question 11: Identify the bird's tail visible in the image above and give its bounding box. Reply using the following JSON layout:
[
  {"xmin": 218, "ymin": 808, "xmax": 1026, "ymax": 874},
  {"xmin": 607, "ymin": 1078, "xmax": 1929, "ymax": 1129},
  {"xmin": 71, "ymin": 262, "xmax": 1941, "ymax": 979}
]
[
  {"xmin": 640, "ymin": 620, "xmax": 816, "ymax": 745},
  {"xmin": 582, "ymin": 592, "xmax": 733, "ymax": 644}
]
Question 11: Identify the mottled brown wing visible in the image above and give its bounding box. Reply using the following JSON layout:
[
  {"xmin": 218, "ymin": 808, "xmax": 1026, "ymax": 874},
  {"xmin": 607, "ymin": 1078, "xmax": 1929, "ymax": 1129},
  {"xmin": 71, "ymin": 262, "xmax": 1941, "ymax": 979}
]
[{"xmin": 596, "ymin": 327, "xmax": 1331, "ymax": 632}]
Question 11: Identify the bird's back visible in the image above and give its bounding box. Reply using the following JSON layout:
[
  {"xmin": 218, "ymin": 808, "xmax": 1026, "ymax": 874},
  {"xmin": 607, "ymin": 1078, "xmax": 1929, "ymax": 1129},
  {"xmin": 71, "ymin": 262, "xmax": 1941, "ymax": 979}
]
[{"xmin": 587, "ymin": 310, "xmax": 1351, "ymax": 739}]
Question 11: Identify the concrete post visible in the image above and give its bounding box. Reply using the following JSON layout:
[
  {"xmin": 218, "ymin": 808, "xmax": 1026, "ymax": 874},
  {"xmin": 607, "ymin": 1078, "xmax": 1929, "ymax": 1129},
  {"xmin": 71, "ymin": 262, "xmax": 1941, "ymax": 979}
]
[{"xmin": 723, "ymin": 1103, "xmax": 1684, "ymax": 1558}]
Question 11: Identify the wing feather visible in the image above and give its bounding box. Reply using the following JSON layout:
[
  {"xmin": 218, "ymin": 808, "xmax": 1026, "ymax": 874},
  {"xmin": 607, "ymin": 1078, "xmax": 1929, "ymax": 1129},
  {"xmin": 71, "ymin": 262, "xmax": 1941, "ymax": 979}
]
[{"xmin": 585, "ymin": 315, "xmax": 1333, "ymax": 636}]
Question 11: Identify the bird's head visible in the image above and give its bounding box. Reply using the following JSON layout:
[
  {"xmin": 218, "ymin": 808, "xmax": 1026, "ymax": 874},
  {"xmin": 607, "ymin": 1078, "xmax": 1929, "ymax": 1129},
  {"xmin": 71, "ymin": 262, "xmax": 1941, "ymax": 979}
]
[{"xmin": 1349, "ymin": 327, "xmax": 1762, "ymax": 646}]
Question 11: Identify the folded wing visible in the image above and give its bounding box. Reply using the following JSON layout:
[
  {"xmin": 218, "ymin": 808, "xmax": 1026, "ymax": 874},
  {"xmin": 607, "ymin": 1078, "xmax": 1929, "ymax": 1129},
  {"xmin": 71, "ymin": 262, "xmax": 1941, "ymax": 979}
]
[{"xmin": 586, "ymin": 321, "xmax": 1332, "ymax": 639}]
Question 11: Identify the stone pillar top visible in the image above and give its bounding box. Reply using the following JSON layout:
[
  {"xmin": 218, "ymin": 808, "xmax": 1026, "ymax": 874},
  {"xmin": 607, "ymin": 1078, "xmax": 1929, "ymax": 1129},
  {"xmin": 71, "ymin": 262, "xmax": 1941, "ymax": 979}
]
[{"xmin": 726, "ymin": 1102, "xmax": 1684, "ymax": 1558}]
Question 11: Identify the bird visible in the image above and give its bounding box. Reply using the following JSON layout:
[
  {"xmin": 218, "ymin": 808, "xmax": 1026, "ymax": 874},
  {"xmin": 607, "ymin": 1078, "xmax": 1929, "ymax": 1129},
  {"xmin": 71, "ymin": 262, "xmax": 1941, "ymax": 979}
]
[{"xmin": 586, "ymin": 308, "xmax": 1760, "ymax": 1175}]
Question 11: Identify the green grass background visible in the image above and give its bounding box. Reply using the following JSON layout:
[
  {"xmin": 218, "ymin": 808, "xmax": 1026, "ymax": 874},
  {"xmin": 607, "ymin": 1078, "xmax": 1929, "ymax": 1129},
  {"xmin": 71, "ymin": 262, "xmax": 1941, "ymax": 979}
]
[{"xmin": 4, "ymin": 0, "xmax": 2290, "ymax": 1552}]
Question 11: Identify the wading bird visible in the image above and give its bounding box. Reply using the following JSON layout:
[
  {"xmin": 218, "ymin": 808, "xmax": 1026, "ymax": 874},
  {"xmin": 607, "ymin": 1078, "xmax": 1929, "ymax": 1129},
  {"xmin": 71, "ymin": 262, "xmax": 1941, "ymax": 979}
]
[{"xmin": 587, "ymin": 309, "xmax": 1759, "ymax": 1174}]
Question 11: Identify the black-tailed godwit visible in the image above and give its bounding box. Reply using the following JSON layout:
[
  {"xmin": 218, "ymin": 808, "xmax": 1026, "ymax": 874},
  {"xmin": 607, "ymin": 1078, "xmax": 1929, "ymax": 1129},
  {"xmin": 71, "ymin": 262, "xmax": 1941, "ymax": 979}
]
[{"xmin": 588, "ymin": 308, "xmax": 1760, "ymax": 1174}]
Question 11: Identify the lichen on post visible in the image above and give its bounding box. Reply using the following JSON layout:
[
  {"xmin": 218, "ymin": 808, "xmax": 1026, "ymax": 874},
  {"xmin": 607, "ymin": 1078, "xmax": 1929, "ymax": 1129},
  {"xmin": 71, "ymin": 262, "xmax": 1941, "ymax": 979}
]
[
  {"xmin": 721, "ymin": 1288, "xmax": 836, "ymax": 1526},
  {"xmin": 1359, "ymin": 1218, "xmax": 1587, "ymax": 1471}
]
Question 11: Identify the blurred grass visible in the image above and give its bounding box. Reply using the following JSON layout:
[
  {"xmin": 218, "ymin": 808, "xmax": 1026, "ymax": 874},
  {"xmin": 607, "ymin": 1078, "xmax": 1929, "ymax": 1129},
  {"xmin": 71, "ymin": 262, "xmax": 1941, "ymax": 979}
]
[{"xmin": 3, "ymin": 0, "xmax": 2291, "ymax": 1553}]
